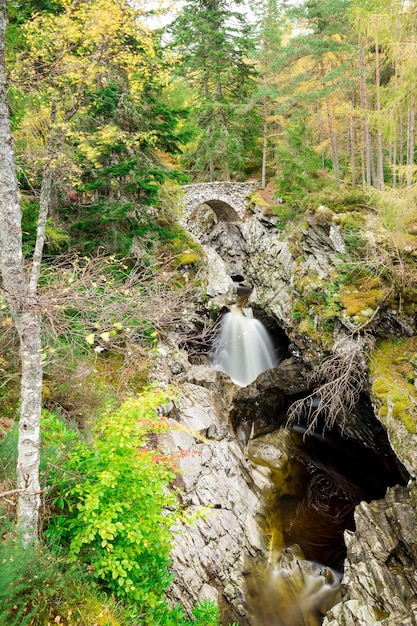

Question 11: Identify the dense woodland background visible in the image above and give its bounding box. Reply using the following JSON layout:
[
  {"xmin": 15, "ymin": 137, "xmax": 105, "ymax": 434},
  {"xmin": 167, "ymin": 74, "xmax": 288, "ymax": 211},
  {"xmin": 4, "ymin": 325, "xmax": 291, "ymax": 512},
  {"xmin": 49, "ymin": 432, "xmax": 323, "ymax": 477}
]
[{"xmin": 1, "ymin": 0, "xmax": 417, "ymax": 624}]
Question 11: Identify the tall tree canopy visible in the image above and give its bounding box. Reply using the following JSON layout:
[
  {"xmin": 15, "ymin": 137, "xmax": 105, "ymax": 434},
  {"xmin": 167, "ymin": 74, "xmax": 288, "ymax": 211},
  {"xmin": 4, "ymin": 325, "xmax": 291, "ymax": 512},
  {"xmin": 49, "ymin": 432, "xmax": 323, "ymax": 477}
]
[
  {"xmin": 169, "ymin": 0, "xmax": 257, "ymax": 181},
  {"xmin": 9, "ymin": 0, "xmax": 188, "ymax": 254}
]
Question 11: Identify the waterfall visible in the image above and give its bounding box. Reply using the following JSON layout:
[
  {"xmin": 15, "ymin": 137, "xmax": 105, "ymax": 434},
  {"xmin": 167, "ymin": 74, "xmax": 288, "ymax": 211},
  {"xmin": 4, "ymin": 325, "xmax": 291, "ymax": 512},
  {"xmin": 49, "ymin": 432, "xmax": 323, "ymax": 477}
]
[
  {"xmin": 211, "ymin": 306, "xmax": 278, "ymax": 387},
  {"xmin": 245, "ymin": 548, "xmax": 341, "ymax": 626}
]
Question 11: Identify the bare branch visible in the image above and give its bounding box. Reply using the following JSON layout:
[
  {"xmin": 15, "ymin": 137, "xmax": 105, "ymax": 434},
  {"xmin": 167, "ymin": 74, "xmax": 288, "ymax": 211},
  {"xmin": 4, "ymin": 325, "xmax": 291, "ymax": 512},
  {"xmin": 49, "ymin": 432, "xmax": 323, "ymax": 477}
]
[{"xmin": 287, "ymin": 347, "xmax": 367, "ymax": 435}]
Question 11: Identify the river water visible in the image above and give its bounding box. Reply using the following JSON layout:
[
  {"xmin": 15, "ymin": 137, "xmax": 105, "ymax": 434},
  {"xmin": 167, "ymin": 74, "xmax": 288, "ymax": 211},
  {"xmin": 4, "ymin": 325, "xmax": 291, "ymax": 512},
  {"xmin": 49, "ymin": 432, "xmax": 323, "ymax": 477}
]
[{"xmin": 211, "ymin": 307, "xmax": 405, "ymax": 625}]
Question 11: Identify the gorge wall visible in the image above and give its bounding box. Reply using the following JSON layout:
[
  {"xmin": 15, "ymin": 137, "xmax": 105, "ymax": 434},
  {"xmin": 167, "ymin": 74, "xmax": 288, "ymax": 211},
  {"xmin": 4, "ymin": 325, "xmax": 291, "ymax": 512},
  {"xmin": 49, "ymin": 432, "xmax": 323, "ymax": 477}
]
[{"xmin": 157, "ymin": 185, "xmax": 417, "ymax": 625}]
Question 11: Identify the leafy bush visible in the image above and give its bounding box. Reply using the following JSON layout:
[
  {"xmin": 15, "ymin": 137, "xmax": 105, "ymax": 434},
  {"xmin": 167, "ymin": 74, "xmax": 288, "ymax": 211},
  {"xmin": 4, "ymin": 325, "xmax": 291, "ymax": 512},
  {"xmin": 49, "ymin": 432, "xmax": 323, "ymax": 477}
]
[
  {"xmin": 41, "ymin": 389, "xmax": 222, "ymax": 623},
  {"xmin": 45, "ymin": 388, "xmax": 180, "ymax": 616},
  {"xmin": 1, "ymin": 402, "xmax": 221, "ymax": 625}
]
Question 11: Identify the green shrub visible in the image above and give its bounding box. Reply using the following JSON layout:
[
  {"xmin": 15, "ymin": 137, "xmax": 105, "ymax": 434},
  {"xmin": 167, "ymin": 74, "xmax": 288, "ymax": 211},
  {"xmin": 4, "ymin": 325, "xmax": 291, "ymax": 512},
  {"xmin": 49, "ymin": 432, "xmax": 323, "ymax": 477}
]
[
  {"xmin": 41, "ymin": 388, "xmax": 223, "ymax": 623},
  {"xmin": 301, "ymin": 188, "xmax": 370, "ymax": 213},
  {"xmin": 1, "ymin": 401, "xmax": 221, "ymax": 624},
  {"xmin": 45, "ymin": 387, "xmax": 180, "ymax": 615}
]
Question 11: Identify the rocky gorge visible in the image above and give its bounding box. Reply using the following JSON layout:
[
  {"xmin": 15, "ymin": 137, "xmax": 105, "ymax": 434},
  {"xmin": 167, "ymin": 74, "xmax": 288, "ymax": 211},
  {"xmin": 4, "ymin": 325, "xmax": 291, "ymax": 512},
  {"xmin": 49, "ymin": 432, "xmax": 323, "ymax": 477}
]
[{"xmin": 151, "ymin": 184, "xmax": 417, "ymax": 625}]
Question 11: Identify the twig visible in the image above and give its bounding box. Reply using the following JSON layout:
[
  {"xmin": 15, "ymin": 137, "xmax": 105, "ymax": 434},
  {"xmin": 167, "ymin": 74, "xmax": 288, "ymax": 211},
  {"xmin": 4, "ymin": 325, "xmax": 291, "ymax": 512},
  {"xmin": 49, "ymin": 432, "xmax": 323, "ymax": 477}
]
[
  {"xmin": 0, "ymin": 487, "xmax": 48, "ymax": 499},
  {"xmin": 354, "ymin": 287, "xmax": 394, "ymax": 333},
  {"xmin": 0, "ymin": 488, "xmax": 23, "ymax": 498}
]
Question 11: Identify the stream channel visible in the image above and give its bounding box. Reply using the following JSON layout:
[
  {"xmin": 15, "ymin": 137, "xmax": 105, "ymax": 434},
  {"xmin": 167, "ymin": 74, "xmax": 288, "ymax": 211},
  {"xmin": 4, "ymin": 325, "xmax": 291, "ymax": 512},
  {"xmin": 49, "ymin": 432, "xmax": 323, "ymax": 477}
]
[{"xmin": 210, "ymin": 306, "xmax": 407, "ymax": 626}]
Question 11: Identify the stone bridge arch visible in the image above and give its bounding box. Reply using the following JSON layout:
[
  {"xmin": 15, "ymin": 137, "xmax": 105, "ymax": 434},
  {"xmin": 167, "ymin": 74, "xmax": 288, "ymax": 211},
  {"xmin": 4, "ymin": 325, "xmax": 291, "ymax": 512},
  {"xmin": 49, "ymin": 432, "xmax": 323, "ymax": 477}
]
[{"xmin": 181, "ymin": 181, "xmax": 259, "ymax": 222}]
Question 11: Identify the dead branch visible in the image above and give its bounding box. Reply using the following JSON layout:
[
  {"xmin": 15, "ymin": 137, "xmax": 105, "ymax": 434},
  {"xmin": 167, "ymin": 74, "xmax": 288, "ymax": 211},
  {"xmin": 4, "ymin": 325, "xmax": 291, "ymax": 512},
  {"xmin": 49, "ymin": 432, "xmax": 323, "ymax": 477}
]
[
  {"xmin": 0, "ymin": 488, "xmax": 23, "ymax": 499},
  {"xmin": 287, "ymin": 347, "xmax": 367, "ymax": 435},
  {"xmin": 0, "ymin": 487, "xmax": 47, "ymax": 500}
]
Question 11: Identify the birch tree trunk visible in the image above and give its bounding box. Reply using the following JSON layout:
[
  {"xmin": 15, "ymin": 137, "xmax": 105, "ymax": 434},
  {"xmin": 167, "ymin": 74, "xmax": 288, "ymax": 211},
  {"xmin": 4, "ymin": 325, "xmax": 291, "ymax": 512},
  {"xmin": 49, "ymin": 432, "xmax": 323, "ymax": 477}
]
[
  {"xmin": 0, "ymin": 0, "xmax": 42, "ymax": 545},
  {"xmin": 29, "ymin": 105, "xmax": 56, "ymax": 294}
]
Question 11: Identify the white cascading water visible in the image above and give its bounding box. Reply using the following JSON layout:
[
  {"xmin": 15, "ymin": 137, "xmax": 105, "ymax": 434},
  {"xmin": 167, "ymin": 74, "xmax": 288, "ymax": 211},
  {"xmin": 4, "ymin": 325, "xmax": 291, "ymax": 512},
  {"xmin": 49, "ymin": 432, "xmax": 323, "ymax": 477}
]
[
  {"xmin": 211, "ymin": 306, "xmax": 278, "ymax": 387},
  {"xmin": 245, "ymin": 549, "xmax": 341, "ymax": 626}
]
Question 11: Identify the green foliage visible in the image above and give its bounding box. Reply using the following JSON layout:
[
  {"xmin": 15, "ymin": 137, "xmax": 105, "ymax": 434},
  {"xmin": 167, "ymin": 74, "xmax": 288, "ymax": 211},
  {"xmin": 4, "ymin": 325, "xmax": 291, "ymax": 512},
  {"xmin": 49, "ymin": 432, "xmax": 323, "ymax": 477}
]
[
  {"xmin": 45, "ymin": 388, "xmax": 179, "ymax": 614},
  {"xmin": 300, "ymin": 188, "xmax": 370, "ymax": 213},
  {"xmin": 21, "ymin": 199, "xmax": 70, "ymax": 256},
  {"xmin": 0, "ymin": 422, "xmax": 18, "ymax": 490},
  {"xmin": 0, "ymin": 526, "xmax": 84, "ymax": 626},
  {"xmin": 9, "ymin": 0, "xmax": 190, "ymax": 257},
  {"xmin": 169, "ymin": 0, "xmax": 257, "ymax": 179},
  {"xmin": 270, "ymin": 203, "xmax": 303, "ymax": 230},
  {"xmin": 274, "ymin": 119, "xmax": 327, "ymax": 202},
  {"xmin": 38, "ymin": 390, "xmax": 222, "ymax": 624},
  {"xmin": 335, "ymin": 212, "xmax": 368, "ymax": 256}
]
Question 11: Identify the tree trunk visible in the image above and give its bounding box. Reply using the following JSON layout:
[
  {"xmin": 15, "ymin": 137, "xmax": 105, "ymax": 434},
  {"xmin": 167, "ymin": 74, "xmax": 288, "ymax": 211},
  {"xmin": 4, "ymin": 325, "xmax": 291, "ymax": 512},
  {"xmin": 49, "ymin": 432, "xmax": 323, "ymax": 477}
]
[
  {"xmin": 399, "ymin": 115, "xmax": 404, "ymax": 187},
  {"xmin": 29, "ymin": 104, "xmax": 57, "ymax": 294},
  {"xmin": 320, "ymin": 60, "xmax": 340, "ymax": 187},
  {"xmin": 209, "ymin": 158, "xmax": 215, "ymax": 182},
  {"xmin": 374, "ymin": 33, "xmax": 385, "ymax": 190},
  {"xmin": 0, "ymin": 0, "xmax": 41, "ymax": 545},
  {"xmin": 222, "ymin": 159, "xmax": 230, "ymax": 181},
  {"xmin": 261, "ymin": 96, "xmax": 268, "ymax": 189},
  {"xmin": 29, "ymin": 159, "xmax": 53, "ymax": 294},
  {"xmin": 392, "ymin": 58, "xmax": 399, "ymax": 189},
  {"xmin": 407, "ymin": 95, "xmax": 415, "ymax": 188},
  {"xmin": 359, "ymin": 43, "xmax": 372, "ymax": 187},
  {"xmin": 15, "ymin": 311, "xmax": 42, "ymax": 544},
  {"xmin": 325, "ymin": 93, "xmax": 340, "ymax": 188},
  {"xmin": 350, "ymin": 100, "xmax": 356, "ymax": 185}
]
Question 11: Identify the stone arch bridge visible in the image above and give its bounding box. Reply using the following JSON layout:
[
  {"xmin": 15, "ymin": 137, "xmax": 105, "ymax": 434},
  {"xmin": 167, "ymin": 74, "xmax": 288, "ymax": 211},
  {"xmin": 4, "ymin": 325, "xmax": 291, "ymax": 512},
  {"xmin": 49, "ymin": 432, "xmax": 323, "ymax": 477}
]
[{"xmin": 181, "ymin": 181, "xmax": 259, "ymax": 222}]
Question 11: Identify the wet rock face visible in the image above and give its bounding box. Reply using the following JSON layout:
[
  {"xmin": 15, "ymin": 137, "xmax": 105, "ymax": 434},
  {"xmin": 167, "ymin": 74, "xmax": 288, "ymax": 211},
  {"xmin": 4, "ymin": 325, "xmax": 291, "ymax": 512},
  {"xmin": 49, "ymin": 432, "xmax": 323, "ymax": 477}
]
[
  {"xmin": 229, "ymin": 358, "xmax": 311, "ymax": 439},
  {"xmin": 323, "ymin": 486, "xmax": 417, "ymax": 626},
  {"xmin": 159, "ymin": 366, "xmax": 272, "ymax": 622},
  {"xmin": 156, "ymin": 342, "xmax": 414, "ymax": 625},
  {"xmin": 167, "ymin": 191, "xmax": 417, "ymax": 625}
]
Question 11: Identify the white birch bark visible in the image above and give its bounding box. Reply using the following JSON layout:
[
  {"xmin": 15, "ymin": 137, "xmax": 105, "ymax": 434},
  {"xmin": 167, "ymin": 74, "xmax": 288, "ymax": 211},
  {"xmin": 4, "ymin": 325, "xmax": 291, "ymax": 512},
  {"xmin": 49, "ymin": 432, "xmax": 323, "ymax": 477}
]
[{"xmin": 0, "ymin": 0, "xmax": 41, "ymax": 545}]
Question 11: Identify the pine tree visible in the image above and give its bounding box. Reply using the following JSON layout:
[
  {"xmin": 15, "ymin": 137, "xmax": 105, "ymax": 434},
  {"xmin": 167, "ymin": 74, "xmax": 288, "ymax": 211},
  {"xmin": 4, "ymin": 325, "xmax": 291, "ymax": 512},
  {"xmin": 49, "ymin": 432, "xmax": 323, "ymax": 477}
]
[
  {"xmin": 169, "ymin": 0, "xmax": 256, "ymax": 181},
  {"xmin": 278, "ymin": 0, "xmax": 355, "ymax": 188},
  {"xmin": 252, "ymin": 0, "xmax": 285, "ymax": 188}
]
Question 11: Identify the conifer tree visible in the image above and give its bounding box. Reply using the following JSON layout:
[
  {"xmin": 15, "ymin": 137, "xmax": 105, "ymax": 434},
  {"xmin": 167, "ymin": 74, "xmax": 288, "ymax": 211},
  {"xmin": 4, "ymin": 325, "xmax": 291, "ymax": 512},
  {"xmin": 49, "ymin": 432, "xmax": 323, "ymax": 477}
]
[
  {"xmin": 252, "ymin": 0, "xmax": 284, "ymax": 188},
  {"xmin": 169, "ymin": 0, "xmax": 256, "ymax": 181},
  {"xmin": 268, "ymin": 0, "xmax": 355, "ymax": 188}
]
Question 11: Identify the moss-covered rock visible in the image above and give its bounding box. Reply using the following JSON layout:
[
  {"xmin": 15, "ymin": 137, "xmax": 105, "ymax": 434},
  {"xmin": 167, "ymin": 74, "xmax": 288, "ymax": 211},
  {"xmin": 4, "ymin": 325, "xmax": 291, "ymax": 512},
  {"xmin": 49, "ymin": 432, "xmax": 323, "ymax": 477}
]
[
  {"xmin": 339, "ymin": 276, "xmax": 390, "ymax": 323},
  {"xmin": 369, "ymin": 337, "xmax": 417, "ymax": 475}
]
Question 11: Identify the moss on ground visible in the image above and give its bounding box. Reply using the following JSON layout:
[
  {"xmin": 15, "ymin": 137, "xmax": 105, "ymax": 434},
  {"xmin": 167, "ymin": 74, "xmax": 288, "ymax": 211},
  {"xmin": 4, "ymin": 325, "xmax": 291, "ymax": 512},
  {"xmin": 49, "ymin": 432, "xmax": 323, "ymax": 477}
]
[
  {"xmin": 369, "ymin": 337, "xmax": 417, "ymax": 434},
  {"xmin": 339, "ymin": 276, "xmax": 390, "ymax": 322}
]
